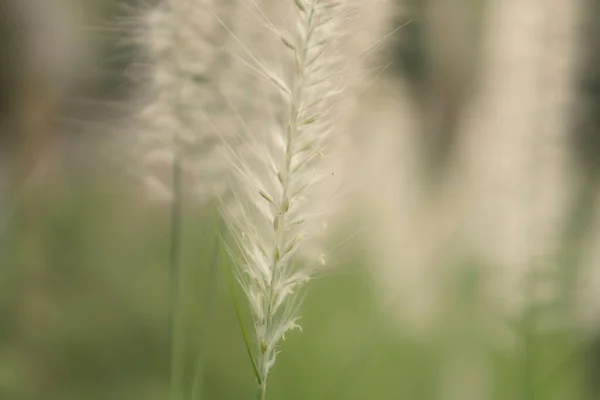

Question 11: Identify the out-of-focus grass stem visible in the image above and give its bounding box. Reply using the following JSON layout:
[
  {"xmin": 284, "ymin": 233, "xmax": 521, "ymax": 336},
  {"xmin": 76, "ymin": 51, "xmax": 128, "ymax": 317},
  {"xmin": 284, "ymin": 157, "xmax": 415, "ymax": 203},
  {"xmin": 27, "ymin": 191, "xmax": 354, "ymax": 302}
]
[
  {"xmin": 522, "ymin": 284, "xmax": 537, "ymax": 400},
  {"xmin": 169, "ymin": 155, "xmax": 183, "ymax": 400},
  {"xmin": 191, "ymin": 217, "xmax": 223, "ymax": 400},
  {"xmin": 257, "ymin": 382, "xmax": 266, "ymax": 400}
]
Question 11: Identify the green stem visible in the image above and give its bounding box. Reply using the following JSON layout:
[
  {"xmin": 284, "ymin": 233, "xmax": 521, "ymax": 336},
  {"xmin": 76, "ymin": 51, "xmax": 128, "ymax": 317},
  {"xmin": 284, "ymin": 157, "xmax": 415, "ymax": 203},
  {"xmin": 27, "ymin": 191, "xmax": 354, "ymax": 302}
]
[
  {"xmin": 522, "ymin": 311, "xmax": 536, "ymax": 400},
  {"xmin": 169, "ymin": 156, "xmax": 182, "ymax": 400},
  {"xmin": 191, "ymin": 216, "xmax": 223, "ymax": 400},
  {"xmin": 257, "ymin": 382, "xmax": 267, "ymax": 400}
]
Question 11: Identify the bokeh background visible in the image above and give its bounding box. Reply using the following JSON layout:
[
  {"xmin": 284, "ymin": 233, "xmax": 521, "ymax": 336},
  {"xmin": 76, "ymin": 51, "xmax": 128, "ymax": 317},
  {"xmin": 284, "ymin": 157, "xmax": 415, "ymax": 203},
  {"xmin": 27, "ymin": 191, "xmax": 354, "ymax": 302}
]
[{"xmin": 1, "ymin": 0, "xmax": 600, "ymax": 399}]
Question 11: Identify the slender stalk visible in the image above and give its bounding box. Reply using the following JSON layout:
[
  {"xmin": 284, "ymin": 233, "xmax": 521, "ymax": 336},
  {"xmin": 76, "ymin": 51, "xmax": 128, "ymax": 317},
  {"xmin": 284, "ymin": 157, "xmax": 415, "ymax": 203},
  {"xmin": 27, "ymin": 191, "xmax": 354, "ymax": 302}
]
[
  {"xmin": 522, "ymin": 300, "xmax": 536, "ymax": 400},
  {"xmin": 169, "ymin": 155, "xmax": 182, "ymax": 400},
  {"xmin": 257, "ymin": 382, "xmax": 267, "ymax": 400},
  {"xmin": 191, "ymin": 216, "xmax": 223, "ymax": 400}
]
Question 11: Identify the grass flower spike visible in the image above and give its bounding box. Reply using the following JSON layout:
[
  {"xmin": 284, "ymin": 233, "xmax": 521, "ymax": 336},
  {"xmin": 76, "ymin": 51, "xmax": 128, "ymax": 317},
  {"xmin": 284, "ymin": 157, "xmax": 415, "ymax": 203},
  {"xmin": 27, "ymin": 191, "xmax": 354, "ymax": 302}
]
[
  {"xmin": 220, "ymin": 0, "xmax": 356, "ymax": 397},
  {"xmin": 134, "ymin": 0, "xmax": 249, "ymax": 202}
]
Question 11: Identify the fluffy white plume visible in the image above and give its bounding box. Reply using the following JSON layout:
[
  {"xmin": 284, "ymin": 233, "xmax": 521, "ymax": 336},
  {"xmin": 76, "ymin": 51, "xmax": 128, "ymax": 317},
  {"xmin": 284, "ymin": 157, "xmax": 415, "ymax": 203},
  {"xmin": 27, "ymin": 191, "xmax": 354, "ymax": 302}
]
[
  {"xmin": 218, "ymin": 0, "xmax": 358, "ymax": 387},
  {"xmin": 133, "ymin": 0, "xmax": 257, "ymax": 201}
]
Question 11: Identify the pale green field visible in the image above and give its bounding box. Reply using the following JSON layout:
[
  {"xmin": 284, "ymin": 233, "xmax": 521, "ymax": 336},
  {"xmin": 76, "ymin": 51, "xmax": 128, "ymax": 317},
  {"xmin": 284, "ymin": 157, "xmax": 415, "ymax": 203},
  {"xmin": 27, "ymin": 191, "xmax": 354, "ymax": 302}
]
[{"xmin": 0, "ymin": 171, "xmax": 592, "ymax": 400}]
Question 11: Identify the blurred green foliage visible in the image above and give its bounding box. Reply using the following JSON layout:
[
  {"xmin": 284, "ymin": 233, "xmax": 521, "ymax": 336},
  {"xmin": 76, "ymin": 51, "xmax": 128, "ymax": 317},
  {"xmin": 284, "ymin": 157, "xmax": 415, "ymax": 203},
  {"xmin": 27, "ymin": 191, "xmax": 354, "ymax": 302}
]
[{"xmin": 0, "ymin": 166, "xmax": 592, "ymax": 400}]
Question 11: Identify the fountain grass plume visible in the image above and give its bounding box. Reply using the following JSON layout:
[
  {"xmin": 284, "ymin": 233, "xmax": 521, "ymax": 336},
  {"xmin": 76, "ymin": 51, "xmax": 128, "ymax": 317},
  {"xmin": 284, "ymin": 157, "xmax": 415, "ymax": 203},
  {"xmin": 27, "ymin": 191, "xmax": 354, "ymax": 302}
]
[
  {"xmin": 217, "ymin": 0, "xmax": 359, "ymax": 397},
  {"xmin": 134, "ymin": 0, "xmax": 246, "ymax": 203}
]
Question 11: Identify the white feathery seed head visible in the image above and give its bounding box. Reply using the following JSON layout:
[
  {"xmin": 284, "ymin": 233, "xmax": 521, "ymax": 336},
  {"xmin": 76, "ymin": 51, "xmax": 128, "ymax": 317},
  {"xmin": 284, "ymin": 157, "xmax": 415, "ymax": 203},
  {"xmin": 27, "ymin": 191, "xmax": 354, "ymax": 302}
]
[
  {"xmin": 218, "ymin": 0, "xmax": 358, "ymax": 384},
  {"xmin": 131, "ymin": 0, "xmax": 253, "ymax": 202}
]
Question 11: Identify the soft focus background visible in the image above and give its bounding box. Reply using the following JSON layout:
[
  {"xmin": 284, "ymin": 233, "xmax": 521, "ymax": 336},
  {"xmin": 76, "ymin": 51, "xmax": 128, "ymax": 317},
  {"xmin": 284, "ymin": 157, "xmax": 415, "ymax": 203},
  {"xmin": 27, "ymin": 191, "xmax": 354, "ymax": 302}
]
[{"xmin": 1, "ymin": 0, "xmax": 600, "ymax": 399}]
